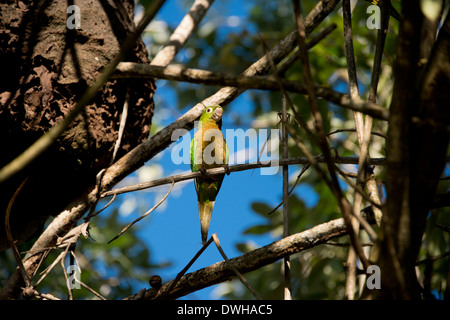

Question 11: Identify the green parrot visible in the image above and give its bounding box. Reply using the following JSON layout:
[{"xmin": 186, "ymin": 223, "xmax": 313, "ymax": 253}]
[{"xmin": 190, "ymin": 104, "xmax": 229, "ymax": 244}]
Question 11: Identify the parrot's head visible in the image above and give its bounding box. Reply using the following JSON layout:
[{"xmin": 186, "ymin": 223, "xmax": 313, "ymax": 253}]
[{"xmin": 200, "ymin": 104, "xmax": 223, "ymax": 128}]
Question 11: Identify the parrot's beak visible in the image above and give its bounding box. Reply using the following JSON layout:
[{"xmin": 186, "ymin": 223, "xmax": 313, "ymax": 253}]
[{"xmin": 212, "ymin": 107, "xmax": 223, "ymax": 122}]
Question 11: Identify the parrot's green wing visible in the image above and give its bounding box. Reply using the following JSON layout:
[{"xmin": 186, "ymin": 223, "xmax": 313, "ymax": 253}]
[
  {"xmin": 190, "ymin": 134, "xmax": 200, "ymax": 195},
  {"xmin": 215, "ymin": 139, "xmax": 228, "ymax": 192}
]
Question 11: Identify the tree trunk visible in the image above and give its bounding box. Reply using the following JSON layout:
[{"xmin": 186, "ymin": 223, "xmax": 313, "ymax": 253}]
[
  {"xmin": 363, "ymin": 1, "xmax": 450, "ymax": 299},
  {"xmin": 0, "ymin": 0, "xmax": 155, "ymax": 249}
]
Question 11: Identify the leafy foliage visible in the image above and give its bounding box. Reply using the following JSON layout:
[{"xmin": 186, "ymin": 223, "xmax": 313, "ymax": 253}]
[
  {"xmin": 0, "ymin": 209, "xmax": 162, "ymax": 300},
  {"xmin": 140, "ymin": 0, "xmax": 448, "ymax": 299}
]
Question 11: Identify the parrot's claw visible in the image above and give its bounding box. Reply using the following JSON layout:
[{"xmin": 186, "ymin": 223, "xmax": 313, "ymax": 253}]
[
  {"xmin": 223, "ymin": 164, "xmax": 230, "ymax": 175},
  {"xmin": 199, "ymin": 167, "xmax": 213, "ymax": 179}
]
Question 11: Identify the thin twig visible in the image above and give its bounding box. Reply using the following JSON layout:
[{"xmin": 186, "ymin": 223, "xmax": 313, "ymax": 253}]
[
  {"xmin": 66, "ymin": 251, "xmax": 107, "ymax": 300},
  {"xmin": 30, "ymin": 249, "xmax": 50, "ymax": 280},
  {"xmin": 5, "ymin": 178, "xmax": 31, "ymax": 288},
  {"xmin": 334, "ymin": 164, "xmax": 382, "ymax": 212},
  {"xmin": 280, "ymin": 96, "xmax": 292, "ymax": 300},
  {"xmin": 286, "ymin": 126, "xmax": 334, "ymax": 195},
  {"xmin": 278, "ymin": 23, "xmax": 337, "ymax": 76},
  {"xmin": 35, "ymin": 247, "xmax": 69, "ymax": 287},
  {"xmin": 111, "ymin": 91, "xmax": 129, "ymax": 165},
  {"xmin": 61, "ymin": 248, "xmax": 74, "ymax": 300},
  {"xmin": 416, "ymin": 251, "xmax": 450, "ymax": 266},
  {"xmin": 252, "ymin": 117, "xmax": 281, "ymax": 176},
  {"xmin": 326, "ymin": 128, "xmax": 387, "ymax": 140},
  {"xmin": 154, "ymin": 236, "xmax": 214, "ymax": 299},
  {"xmin": 76, "ymin": 279, "xmax": 107, "ymax": 300},
  {"xmin": 212, "ymin": 234, "xmax": 262, "ymax": 300},
  {"xmin": 108, "ymin": 181, "xmax": 175, "ymax": 244},
  {"xmin": 85, "ymin": 168, "xmax": 107, "ymax": 221},
  {"xmin": 267, "ymin": 163, "xmax": 311, "ymax": 215},
  {"xmin": 91, "ymin": 193, "xmax": 117, "ymax": 218},
  {"xmin": 259, "ymin": 33, "xmax": 292, "ymax": 300}
]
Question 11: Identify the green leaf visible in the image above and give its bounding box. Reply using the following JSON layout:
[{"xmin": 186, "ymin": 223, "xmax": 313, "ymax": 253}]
[
  {"xmin": 243, "ymin": 224, "xmax": 272, "ymax": 235},
  {"xmin": 251, "ymin": 202, "xmax": 272, "ymax": 216}
]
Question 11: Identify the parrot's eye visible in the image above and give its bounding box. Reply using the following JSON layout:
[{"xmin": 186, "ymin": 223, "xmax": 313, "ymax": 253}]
[{"xmin": 206, "ymin": 108, "xmax": 212, "ymax": 113}]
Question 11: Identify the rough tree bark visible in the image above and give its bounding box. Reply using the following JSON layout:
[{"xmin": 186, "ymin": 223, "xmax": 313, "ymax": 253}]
[
  {"xmin": 363, "ymin": 1, "xmax": 450, "ymax": 299},
  {"xmin": 0, "ymin": 0, "xmax": 155, "ymax": 249}
]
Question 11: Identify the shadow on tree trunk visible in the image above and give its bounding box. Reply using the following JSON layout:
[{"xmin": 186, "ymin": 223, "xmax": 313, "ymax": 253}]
[{"xmin": 0, "ymin": 0, "xmax": 156, "ymax": 249}]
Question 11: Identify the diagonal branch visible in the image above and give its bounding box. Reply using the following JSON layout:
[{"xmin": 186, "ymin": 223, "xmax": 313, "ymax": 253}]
[
  {"xmin": 125, "ymin": 215, "xmax": 375, "ymax": 300},
  {"xmin": 108, "ymin": 181, "xmax": 175, "ymax": 244},
  {"xmin": 151, "ymin": 0, "xmax": 215, "ymax": 66},
  {"xmin": 212, "ymin": 234, "xmax": 262, "ymax": 300},
  {"xmin": 100, "ymin": 0, "xmax": 341, "ymax": 195}
]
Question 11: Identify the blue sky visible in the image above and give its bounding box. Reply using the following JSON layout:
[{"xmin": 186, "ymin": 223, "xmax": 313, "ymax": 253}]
[
  {"xmin": 113, "ymin": 92, "xmax": 304, "ymax": 299},
  {"xmin": 105, "ymin": 0, "xmax": 319, "ymax": 299}
]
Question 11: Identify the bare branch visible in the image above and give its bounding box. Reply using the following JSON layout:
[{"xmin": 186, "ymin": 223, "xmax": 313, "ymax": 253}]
[
  {"xmin": 151, "ymin": 0, "xmax": 215, "ymax": 66},
  {"xmin": 267, "ymin": 164, "xmax": 311, "ymax": 215},
  {"xmin": 112, "ymin": 62, "xmax": 388, "ymax": 121},
  {"xmin": 341, "ymin": 0, "xmax": 386, "ymax": 298},
  {"xmin": 126, "ymin": 216, "xmax": 373, "ymax": 300},
  {"xmin": 154, "ymin": 237, "xmax": 214, "ymax": 299},
  {"xmin": 108, "ymin": 181, "xmax": 175, "ymax": 244},
  {"xmin": 5, "ymin": 178, "xmax": 31, "ymax": 289},
  {"xmin": 280, "ymin": 98, "xmax": 291, "ymax": 300},
  {"xmin": 342, "ymin": 0, "xmax": 365, "ymax": 299},
  {"xmin": 212, "ymin": 234, "xmax": 262, "ymax": 300},
  {"xmin": 101, "ymin": 156, "xmax": 387, "ymax": 198},
  {"xmin": 111, "ymin": 92, "xmax": 129, "ymax": 165},
  {"xmin": 259, "ymin": 33, "xmax": 292, "ymax": 300}
]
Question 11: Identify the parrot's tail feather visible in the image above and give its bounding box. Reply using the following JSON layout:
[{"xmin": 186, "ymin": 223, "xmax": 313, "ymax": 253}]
[{"xmin": 199, "ymin": 201, "xmax": 215, "ymax": 245}]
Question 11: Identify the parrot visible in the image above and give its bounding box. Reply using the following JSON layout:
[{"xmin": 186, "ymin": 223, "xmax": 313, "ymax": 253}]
[{"xmin": 190, "ymin": 104, "xmax": 229, "ymax": 245}]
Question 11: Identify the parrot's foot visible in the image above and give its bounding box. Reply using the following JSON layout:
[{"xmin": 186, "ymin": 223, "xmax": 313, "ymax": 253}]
[
  {"xmin": 223, "ymin": 164, "xmax": 230, "ymax": 175},
  {"xmin": 199, "ymin": 167, "xmax": 214, "ymax": 179}
]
